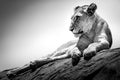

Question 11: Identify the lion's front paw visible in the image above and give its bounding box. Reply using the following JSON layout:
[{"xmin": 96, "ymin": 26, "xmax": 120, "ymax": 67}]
[
  {"xmin": 69, "ymin": 47, "xmax": 81, "ymax": 57},
  {"xmin": 68, "ymin": 47, "xmax": 82, "ymax": 66},
  {"xmin": 83, "ymin": 45, "xmax": 97, "ymax": 60}
]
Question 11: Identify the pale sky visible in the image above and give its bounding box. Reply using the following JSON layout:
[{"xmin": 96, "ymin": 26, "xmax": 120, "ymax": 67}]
[{"xmin": 0, "ymin": 0, "xmax": 120, "ymax": 71}]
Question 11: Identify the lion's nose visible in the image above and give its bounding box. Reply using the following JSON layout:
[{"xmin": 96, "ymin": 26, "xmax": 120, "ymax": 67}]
[{"xmin": 69, "ymin": 27, "xmax": 74, "ymax": 31}]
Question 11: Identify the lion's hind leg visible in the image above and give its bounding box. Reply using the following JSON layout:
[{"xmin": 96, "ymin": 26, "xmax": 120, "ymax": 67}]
[{"xmin": 7, "ymin": 64, "xmax": 31, "ymax": 78}]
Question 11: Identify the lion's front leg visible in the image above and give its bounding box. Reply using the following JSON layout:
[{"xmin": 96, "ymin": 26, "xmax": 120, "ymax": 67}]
[
  {"xmin": 83, "ymin": 43, "xmax": 98, "ymax": 60},
  {"xmin": 69, "ymin": 47, "xmax": 82, "ymax": 66},
  {"xmin": 83, "ymin": 41, "xmax": 109, "ymax": 60},
  {"xmin": 51, "ymin": 46, "xmax": 82, "ymax": 66}
]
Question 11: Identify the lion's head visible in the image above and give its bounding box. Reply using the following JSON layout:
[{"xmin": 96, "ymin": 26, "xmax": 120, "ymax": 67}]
[{"xmin": 69, "ymin": 3, "xmax": 97, "ymax": 37}]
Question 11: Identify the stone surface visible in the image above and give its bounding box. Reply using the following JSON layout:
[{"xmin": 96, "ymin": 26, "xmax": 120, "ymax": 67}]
[{"xmin": 0, "ymin": 41, "xmax": 120, "ymax": 80}]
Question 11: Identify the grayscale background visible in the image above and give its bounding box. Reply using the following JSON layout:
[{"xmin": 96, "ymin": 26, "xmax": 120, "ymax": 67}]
[{"xmin": 0, "ymin": 0, "xmax": 120, "ymax": 71}]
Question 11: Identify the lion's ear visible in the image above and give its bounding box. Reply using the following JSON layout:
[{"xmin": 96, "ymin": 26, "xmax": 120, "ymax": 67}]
[{"xmin": 87, "ymin": 3, "xmax": 97, "ymax": 16}]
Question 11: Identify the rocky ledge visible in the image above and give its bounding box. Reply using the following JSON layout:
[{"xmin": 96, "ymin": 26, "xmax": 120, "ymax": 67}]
[{"xmin": 0, "ymin": 41, "xmax": 120, "ymax": 80}]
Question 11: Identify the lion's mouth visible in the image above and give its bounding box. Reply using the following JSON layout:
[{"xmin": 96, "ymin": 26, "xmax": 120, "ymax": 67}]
[
  {"xmin": 73, "ymin": 30, "xmax": 83, "ymax": 34},
  {"xmin": 70, "ymin": 23, "xmax": 84, "ymax": 35},
  {"xmin": 78, "ymin": 30, "xmax": 84, "ymax": 34}
]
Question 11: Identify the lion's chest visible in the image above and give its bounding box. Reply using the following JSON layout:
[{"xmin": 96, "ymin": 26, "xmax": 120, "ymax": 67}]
[{"xmin": 76, "ymin": 32, "xmax": 95, "ymax": 52}]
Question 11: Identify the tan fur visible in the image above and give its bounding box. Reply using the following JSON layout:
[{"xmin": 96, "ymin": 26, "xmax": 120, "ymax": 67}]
[
  {"xmin": 69, "ymin": 4, "xmax": 112, "ymax": 61},
  {"xmin": 49, "ymin": 3, "xmax": 112, "ymax": 62}
]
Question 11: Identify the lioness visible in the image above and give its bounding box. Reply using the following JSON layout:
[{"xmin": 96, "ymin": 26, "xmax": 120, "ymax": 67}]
[
  {"xmin": 69, "ymin": 3, "xmax": 112, "ymax": 65},
  {"xmin": 7, "ymin": 3, "xmax": 112, "ymax": 78}
]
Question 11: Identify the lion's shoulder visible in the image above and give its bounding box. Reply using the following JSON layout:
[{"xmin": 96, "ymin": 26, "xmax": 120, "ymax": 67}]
[{"xmin": 94, "ymin": 16, "xmax": 112, "ymax": 48}]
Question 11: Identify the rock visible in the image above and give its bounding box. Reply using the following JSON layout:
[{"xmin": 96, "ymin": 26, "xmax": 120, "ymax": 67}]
[{"xmin": 0, "ymin": 41, "xmax": 120, "ymax": 80}]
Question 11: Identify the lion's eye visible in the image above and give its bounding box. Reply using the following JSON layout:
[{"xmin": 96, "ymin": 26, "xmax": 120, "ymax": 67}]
[
  {"xmin": 76, "ymin": 16, "xmax": 80, "ymax": 20},
  {"xmin": 73, "ymin": 16, "xmax": 80, "ymax": 21}
]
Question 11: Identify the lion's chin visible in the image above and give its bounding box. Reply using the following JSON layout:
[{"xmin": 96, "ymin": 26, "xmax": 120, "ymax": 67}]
[{"xmin": 73, "ymin": 33, "xmax": 82, "ymax": 38}]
